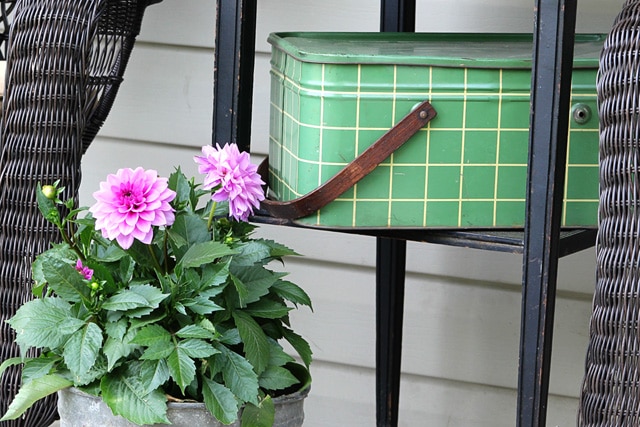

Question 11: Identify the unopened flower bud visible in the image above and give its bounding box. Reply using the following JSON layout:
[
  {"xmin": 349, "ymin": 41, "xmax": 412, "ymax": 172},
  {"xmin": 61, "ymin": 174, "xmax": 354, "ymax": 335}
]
[
  {"xmin": 42, "ymin": 185, "xmax": 57, "ymax": 200},
  {"xmin": 90, "ymin": 282, "xmax": 100, "ymax": 291}
]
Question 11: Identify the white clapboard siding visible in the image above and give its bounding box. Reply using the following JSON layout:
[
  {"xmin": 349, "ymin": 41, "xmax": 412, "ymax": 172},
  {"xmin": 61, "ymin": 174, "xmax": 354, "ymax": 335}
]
[{"xmin": 77, "ymin": 1, "xmax": 626, "ymax": 425}]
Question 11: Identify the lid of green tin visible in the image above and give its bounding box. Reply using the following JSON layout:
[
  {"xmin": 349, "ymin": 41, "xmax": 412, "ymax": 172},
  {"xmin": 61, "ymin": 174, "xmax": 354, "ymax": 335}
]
[{"xmin": 268, "ymin": 32, "xmax": 604, "ymax": 69}]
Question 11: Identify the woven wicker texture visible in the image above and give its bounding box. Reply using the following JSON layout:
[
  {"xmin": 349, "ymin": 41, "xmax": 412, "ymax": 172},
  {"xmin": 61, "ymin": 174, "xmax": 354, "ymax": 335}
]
[
  {"xmin": 0, "ymin": 1, "xmax": 15, "ymax": 60},
  {"xmin": 578, "ymin": 0, "xmax": 640, "ymax": 425},
  {"xmin": 0, "ymin": 1, "xmax": 159, "ymax": 425}
]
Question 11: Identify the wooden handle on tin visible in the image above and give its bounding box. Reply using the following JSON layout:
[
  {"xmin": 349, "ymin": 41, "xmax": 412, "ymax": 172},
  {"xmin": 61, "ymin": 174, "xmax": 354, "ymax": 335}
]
[{"xmin": 258, "ymin": 100, "xmax": 437, "ymax": 220}]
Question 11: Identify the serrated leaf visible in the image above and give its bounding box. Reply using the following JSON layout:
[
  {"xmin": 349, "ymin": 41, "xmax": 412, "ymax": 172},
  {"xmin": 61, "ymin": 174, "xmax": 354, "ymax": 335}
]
[
  {"xmin": 260, "ymin": 238, "xmax": 300, "ymax": 258},
  {"xmin": 104, "ymin": 321, "xmax": 138, "ymax": 371},
  {"xmin": 63, "ymin": 322, "xmax": 103, "ymax": 380},
  {"xmin": 245, "ymin": 298, "xmax": 292, "ymax": 319},
  {"xmin": 272, "ymin": 280, "xmax": 313, "ymax": 309},
  {"xmin": 167, "ymin": 347, "xmax": 196, "ymax": 394},
  {"xmin": 183, "ymin": 295, "xmax": 224, "ymax": 315},
  {"xmin": 282, "ymin": 328, "xmax": 312, "ymax": 368},
  {"xmin": 230, "ymin": 274, "xmax": 250, "ymax": 307},
  {"xmin": 233, "ymin": 311, "xmax": 270, "ymax": 375},
  {"xmin": 176, "ymin": 324, "xmax": 216, "ymax": 340},
  {"xmin": 219, "ymin": 327, "xmax": 241, "ymax": 345},
  {"xmin": 139, "ymin": 359, "xmax": 170, "ymax": 394},
  {"xmin": 0, "ymin": 374, "xmax": 72, "ymax": 421},
  {"xmin": 168, "ymin": 212, "xmax": 209, "ymax": 248},
  {"xmin": 215, "ymin": 345, "xmax": 259, "ymax": 405},
  {"xmin": 241, "ymin": 395, "xmax": 275, "ymax": 427},
  {"xmin": 133, "ymin": 326, "xmax": 173, "ymax": 361},
  {"xmin": 8, "ymin": 298, "xmax": 85, "ymax": 353},
  {"xmin": 202, "ymin": 378, "xmax": 240, "ymax": 425},
  {"xmin": 231, "ymin": 266, "xmax": 279, "ymax": 306},
  {"xmin": 101, "ymin": 369, "xmax": 169, "ymax": 425},
  {"xmin": 102, "ymin": 284, "xmax": 168, "ymax": 314},
  {"xmin": 267, "ymin": 340, "xmax": 295, "ymax": 367},
  {"xmin": 179, "ymin": 339, "xmax": 218, "ymax": 359},
  {"xmin": 132, "ymin": 325, "xmax": 171, "ymax": 345},
  {"xmin": 232, "ymin": 241, "xmax": 272, "ymax": 266},
  {"xmin": 40, "ymin": 256, "xmax": 92, "ymax": 304},
  {"xmin": 0, "ymin": 357, "xmax": 24, "ymax": 380},
  {"xmin": 22, "ymin": 357, "xmax": 58, "ymax": 383},
  {"xmin": 200, "ymin": 260, "xmax": 231, "ymax": 289},
  {"xmin": 258, "ymin": 365, "xmax": 299, "ymax": 391},
  {"xmin": 179, "ymin": 241, "xmax": 237, "ymax": 269},
  {"xmin": 102, "ymin": 290, "xmax": 150, "ymax": 311}
]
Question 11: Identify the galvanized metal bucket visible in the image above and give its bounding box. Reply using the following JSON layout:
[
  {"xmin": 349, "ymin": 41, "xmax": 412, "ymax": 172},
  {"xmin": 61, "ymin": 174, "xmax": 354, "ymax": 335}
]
[{"xmin": 57, "ymin": 386, "xmax": 309, "ymax": 427}]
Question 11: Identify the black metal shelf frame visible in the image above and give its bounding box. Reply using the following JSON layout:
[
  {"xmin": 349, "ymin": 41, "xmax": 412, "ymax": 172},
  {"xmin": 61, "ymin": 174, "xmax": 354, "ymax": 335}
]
[{"xmin": 212, "ymin": 1, "xmax": 593, "ymax": 426}]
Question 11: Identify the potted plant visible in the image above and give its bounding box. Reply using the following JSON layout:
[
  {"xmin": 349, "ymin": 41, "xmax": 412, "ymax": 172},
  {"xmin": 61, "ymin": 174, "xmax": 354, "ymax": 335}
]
[{"xmin": 0, "ymin": 143, "xmax": 312, "ymax": 426}]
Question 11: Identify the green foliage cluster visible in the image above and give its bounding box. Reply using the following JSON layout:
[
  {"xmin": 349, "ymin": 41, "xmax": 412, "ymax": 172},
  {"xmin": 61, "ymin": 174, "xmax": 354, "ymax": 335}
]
[{"xmin": 0, "ymin": 170, "xmax": 312, "ymax": 426}]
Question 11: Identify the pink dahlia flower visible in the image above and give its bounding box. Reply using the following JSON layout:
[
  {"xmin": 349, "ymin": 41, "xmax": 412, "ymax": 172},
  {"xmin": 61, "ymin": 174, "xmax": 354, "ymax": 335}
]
[
  {"xmin": 89, "ymin": 167, "xmax": 176, "ymax": 249},
  {"xmin": 75, "ymin": 260, "xmax": 93, "ymax": 280},
  {"xmin": 194, "ymin": 143, "xmax": 265, "ymax": 221}
]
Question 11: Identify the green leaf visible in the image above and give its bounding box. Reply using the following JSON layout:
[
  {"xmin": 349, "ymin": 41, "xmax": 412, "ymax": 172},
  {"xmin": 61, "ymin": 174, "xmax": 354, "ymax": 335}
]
[
  {"xmin": 230, "ymin": 274, "xmax": 250, "ymax": 307},
  {"xmin": 102, "ymin": 290, "xmax": 150, "ymax": 311},
  {"xmin": 63, "ymin": 322, "xmax": 103, "ymax": 381},
  {"xmin": 21, "ymin": 357, "xmax": 57, "ymax": 383},
  {"xmin": 179, "ymin": 241, "xmax": 237, "ymax": 269},
  {"xmin": 230, "ymin": 266, "xmax": 279, "ymax": 306},
  {"xmin": 8, "ymin": 298, "xmax": 85, "ymax": 353},
  {"xmin": 95, "ymin": 243, "xmax": 128, "ymax": 263},
  {"xmin": 167, "ymin": 346, "xmax": 196, "ymax": 394},
  {"xmin": 215, "ymin": 344, "xmax": 260, "ymax": 405},
  {"xmin": 0, "ymin": 374, "xmax": 72, "ymax": 421},
  {"xmin": 272, "ymin": 280, "xmax": 313, "ymax": 309},
  {"xmin": 139, "ymin": 359, "xmax": 170, "ymax": 394},
  {"xmin": 134, "ymin": 325, "xmax": 174, "ymax": 361},
  {"xmin": 241, "ymin": 395, "xmax": 275, "ymax": 427},
  {"xmin": 232, "ymin": 241, "xmax": 272, "ymax": 266},
  {"xmin": 102, "ymin": 284, "xmax": 168, "ymax": 314},
  {"xmin": 104, "ymin": 321, "xmax": 138, "ymax": 371},
  {"xmin": 168, "ymin": 168, "xmax": 195, "ymax": 208},
  {"xmin": 200, "ymin": 260, "xmax": 231, "ymax": 289},
  {"xmin": 260, "ymin": 238, "xmax": 300, "ymax": 258},
  {"xmin": 267, "ymin": 340, "xmax": 295, "ymax": 367},
  {"xmin": 258, "ymin": 365, "xmax": 299, "ymax": 391},
  {"xmin": 282, "ymin": 328, "xmax": 313, "ymax": 368},
  {"xmin": 245, "ymin": 298, "xmax": 292, "ymax": 319},
  {"xmin": 176, "ymin": 324, "xmax": 216, "ymax": 340},
  {"xmin": 0, "ymin": 357, "xmax": 24, "ymax": 379},
  {"xmin": 101, "ymin": 369, "xmax": 169, "ymax": 425},
  {"xmin": 233, "ymin": 311, "xmax": 270, "ymax": 375},
  {"xmin": 183, "ymin": 295, "xmax": 224, "ymax": 315},
  {"xmin": 40, "ymin": 256, "xmax": 92, "ymax": 304},
  {"xmin": 131, "ymin": 324, "xmax": 172, "ymax": 346},
  {"xmin": 179, "ymin": 339, "xmax": 218, "ymax": 359},
  {"xmin": 202, "ymin": 378, "xmax": 240, "ymax": 425},
  {"xmin": 168, "ymin": 212, "xmax": 209, "ymax": 249}
]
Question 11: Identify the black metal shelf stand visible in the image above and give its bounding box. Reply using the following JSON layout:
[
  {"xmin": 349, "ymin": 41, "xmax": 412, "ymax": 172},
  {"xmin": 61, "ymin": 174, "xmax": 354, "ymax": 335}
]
[{"xmin": 212, "ymin": 0, "xmax": 593, "ymax": 426}]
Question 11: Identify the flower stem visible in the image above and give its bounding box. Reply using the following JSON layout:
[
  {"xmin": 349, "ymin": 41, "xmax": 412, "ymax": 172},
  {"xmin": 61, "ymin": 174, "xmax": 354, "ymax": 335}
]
[
  {"xmin": 207, "ymin": 201, "xmax": 218, "ymax": 231},
  {"xmin": 58, "ymin": 223, "xmax": 84, "ymax": 261},
  {"xmin": 147, "ymin": 244, "xmax": 163, "ymax": 273}
]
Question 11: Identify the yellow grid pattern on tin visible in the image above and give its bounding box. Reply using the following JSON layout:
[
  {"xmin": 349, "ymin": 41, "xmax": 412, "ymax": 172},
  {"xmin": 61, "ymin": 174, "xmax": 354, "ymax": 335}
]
[{"xmin": 268, "ymin": 56, "xmax": 599, "ymax": 227}]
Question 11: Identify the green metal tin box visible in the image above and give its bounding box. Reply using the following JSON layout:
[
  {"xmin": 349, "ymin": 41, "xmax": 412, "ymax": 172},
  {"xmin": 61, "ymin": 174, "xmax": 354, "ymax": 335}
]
[{"xmin": 267, "ymin": 32, "xmax": 603, "ymax": 228}]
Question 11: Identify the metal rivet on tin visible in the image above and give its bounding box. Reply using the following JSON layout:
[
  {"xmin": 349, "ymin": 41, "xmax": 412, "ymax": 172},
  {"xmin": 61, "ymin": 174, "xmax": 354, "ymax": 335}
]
[{"xmin": 571, "ymin": 103, "xmax": 592, "ymax": 125}]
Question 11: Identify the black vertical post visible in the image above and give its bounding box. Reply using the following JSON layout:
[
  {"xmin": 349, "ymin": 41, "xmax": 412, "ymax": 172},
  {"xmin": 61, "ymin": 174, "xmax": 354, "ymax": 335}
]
[
  {"xmin": 212, "ymin": 0, "xmax": 257, "ymax": 152},
  {"xmin": 377, "ymin": 2, "xmax": 415, "ymax": 426},
  {"xmin": 517, "ymin": 0, "xmax": 577, "ymax": 425}
]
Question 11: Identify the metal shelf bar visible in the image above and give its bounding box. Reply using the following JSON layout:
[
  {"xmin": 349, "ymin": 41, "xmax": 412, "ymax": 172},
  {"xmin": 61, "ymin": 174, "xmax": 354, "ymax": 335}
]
[{"xmin": 517, "ymin": 0, "xmax": 578, "ymax": 425}]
